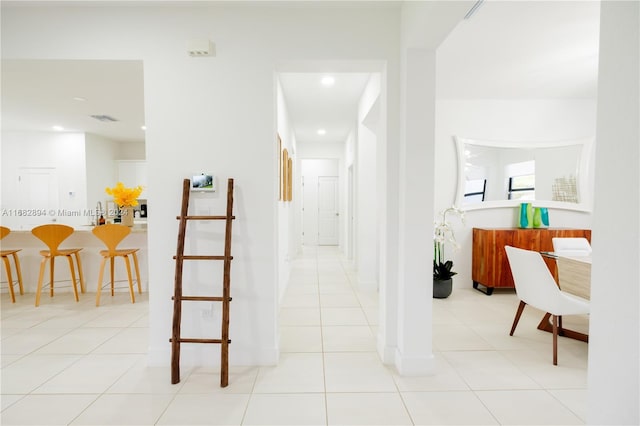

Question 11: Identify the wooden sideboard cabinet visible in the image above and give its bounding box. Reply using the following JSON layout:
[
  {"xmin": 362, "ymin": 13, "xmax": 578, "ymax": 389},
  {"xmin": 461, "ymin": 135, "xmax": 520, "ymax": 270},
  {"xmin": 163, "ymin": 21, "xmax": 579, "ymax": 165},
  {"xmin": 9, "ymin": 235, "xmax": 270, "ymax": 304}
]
[{"xmin": 472, "ymin": 227, "xmax": 591, "ymax": 295}]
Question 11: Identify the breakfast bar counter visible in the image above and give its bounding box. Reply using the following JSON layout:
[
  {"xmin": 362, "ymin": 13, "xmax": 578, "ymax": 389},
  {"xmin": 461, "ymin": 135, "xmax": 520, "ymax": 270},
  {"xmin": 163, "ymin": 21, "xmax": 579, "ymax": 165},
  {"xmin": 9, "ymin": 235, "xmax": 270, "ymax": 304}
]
[{"xmin": 0, "ymin": 224, "xmax": 149, "ymax": 297}]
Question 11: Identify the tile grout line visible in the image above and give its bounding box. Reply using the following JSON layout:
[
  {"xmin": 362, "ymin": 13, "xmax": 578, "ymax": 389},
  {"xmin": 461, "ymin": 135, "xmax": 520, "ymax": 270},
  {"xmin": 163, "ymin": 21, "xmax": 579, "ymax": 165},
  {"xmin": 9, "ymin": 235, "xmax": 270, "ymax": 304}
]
[{"xmin": 314, "ymin": 247, "xmax": 331, "ymax": 426}]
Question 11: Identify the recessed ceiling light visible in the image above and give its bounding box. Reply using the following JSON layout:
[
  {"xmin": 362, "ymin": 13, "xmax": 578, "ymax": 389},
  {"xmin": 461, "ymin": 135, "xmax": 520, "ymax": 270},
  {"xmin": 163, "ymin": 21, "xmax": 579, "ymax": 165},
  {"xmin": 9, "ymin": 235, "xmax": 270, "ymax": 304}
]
[
  {"xmin": 141, "ymin": 125, "xmax": 147, "ymax": 131},
  {"xmin": 317, "ymin": 129, "xmax": 326, "ymax": 135},
  {"xmin": 52, "ymin": 125, "xmax": 64, "ymax": 131},
  {"xmin": 73, "ymin": 96, "xmax": 86, "ymax": 102},
  {"xmin": 321, "ymin": 76, "xmax": 335, "ymax": 87}
]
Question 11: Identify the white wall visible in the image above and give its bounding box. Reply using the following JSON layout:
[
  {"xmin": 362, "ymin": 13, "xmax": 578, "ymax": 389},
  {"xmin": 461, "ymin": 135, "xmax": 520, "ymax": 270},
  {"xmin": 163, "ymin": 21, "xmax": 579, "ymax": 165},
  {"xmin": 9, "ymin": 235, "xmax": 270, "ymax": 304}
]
[
  {"xmin": 357, "ymin": 74, "xmax": 380, "ymax": 290},
  {"xmin": 588, "ymin": 1, "xmax": 639, "ymax": 423},
  {"xmin": 117, "ymin": 141, "xmax": 146, "ymax": 160},
  {"xmin": 344, "ymin": 130, "xmax": 357, "ymax": 261},
  {"xmin": 1, "ymin": 3, "xmax": 402, "ymax": 367},
  {"xmin": 1, "ymin": 131, "xmax": 88, "ymax": 229},
  {"xmin": 85, "ymin": 133, "xmax": 120, "ymax": 221},
  {"xmin": 275, "ymin": 80, "xmax": 297, "ymax": 304},
  {"xmin": 435, "ymin": 100, "xmax": 597, "ymax": 289}
]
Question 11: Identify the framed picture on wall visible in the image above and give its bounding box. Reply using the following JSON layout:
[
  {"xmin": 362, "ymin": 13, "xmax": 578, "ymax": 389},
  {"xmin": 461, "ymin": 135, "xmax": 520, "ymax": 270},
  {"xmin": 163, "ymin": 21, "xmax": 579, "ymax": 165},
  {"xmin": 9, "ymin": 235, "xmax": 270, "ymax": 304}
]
[
  {"xmin": 287, "ymin": 157, "xmax": 293, "ymax": 201},
  {"xmin": 191, "ymin": 173, "xmax": 216, "ymax": 192},
  {"xmin": 282, "ymin": 148, "xmax": 289, "ymax": 201}
]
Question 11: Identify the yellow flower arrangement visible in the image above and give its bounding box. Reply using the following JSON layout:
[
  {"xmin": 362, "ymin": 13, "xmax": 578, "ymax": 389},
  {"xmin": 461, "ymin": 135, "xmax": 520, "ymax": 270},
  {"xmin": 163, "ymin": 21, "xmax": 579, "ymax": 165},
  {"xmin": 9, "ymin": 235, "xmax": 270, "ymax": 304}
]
[{"xmin": 105, "ymin": 182, "xmax": 144, "ymax": 207}]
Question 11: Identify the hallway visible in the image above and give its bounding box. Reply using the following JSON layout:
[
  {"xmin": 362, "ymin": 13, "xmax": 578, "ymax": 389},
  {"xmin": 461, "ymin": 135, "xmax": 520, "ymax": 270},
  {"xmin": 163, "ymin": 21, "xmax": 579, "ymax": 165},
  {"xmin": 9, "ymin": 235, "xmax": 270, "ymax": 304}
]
[{"xmin": 1, "ymin": 246, "xmax": 588, "ymax": 425}]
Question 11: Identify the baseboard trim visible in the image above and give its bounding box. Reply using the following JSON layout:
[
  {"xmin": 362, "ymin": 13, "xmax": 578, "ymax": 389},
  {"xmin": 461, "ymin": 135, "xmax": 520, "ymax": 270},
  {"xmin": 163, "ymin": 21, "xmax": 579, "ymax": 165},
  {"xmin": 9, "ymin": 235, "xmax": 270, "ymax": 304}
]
[
  {"xmin": 377, "ymin": 337, "xmax": 397, "ymax": 365},
  {"xmin": 146, "ymin": 344, "xmax": 279, "ymax": 367},
  {"xmin": 394, "ymin": 348, "xmax": 435, "ymax": 376}
]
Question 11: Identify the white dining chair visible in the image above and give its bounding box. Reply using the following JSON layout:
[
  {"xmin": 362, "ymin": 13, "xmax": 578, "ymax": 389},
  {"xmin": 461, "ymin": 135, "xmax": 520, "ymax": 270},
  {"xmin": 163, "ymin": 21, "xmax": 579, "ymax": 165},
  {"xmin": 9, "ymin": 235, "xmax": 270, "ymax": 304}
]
[
  {"xmin": 552, "ymin": 237, "xmax": 592, "ymax": 257},
  {"xmin": 505, "ymin": 245, "xmax": 590, "ymax": 365}
]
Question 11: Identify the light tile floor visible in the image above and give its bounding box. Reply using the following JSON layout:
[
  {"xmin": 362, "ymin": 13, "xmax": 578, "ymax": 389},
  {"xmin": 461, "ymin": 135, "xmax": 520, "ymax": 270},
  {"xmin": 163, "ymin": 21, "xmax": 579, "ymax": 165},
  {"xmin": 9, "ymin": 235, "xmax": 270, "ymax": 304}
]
[{"xmin": 1, "ymin": 245, "xmax": 589, "ymax": 425}]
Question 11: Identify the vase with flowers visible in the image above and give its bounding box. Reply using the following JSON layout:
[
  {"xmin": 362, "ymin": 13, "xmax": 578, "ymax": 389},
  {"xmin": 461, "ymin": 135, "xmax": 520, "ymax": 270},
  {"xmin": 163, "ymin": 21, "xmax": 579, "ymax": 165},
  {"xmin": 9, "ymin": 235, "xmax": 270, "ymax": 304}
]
[
  {"xmin": 433, "ymin": 205, "xmax": 465, "ymax": 298},
  {"xmin": 105, "ymin": 182, "xmax": 143, "ymax": 227}
]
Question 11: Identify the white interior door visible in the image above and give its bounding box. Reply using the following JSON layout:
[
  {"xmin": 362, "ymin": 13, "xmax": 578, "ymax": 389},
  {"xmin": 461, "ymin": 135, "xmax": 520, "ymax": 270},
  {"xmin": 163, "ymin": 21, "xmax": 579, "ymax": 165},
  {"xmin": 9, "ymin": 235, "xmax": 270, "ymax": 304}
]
[
  {"xmin": 17, "ymin": 167, "xmax": 59, "ymax": 228},
  {"xmin": 318, "ymin": 176, "xmax": 339, "ymax": 245},
  {"xmin": 302, "ymin": 175, "xmax": 317, "ymax": 245}
]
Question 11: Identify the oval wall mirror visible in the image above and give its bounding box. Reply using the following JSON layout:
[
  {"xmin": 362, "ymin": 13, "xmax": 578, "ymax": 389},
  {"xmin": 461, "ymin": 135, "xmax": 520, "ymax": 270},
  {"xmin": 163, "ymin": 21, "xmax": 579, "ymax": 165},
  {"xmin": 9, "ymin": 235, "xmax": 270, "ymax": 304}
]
[{"xmin": 454, "ymin": 136, "xmax": 594, "ymax": 212}]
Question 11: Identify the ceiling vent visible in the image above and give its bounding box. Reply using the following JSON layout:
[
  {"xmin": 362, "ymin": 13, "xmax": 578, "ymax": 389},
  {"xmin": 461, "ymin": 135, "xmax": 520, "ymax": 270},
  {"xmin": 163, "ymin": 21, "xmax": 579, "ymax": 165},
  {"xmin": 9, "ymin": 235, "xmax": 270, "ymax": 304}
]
[
  {"xmin": 90, "ymin": 114, "xmax": 118, "ymax": 122},
  {"xmin": 464, "ymin": 0, "xmax": 485, "ymax": 19}
]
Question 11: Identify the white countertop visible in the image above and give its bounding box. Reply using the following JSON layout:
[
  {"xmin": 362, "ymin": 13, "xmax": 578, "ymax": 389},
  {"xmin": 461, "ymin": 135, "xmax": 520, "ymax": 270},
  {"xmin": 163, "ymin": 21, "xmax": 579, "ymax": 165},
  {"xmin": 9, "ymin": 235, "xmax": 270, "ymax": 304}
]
[
  {"xmin": 8, "ymin": 223, "xmax": 147, "ymax": 234},
  {"xmin": 75, "ymin": 223, "xmax": 147, "ymax": 233}
]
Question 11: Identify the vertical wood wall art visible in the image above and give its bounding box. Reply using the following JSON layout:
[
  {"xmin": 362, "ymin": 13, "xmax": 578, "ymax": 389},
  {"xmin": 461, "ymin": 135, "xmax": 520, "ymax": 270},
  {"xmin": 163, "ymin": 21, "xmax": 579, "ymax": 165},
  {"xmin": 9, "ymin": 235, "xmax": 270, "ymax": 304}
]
[
  {"xmin": 287, "ymin": 157, "xmax": 293, "ymax": 201},
  {"xmin": 279, "ymin": 137, "xmax": 293, "ymax": 202},
  {"xmin": 282, "ymin": 148, "xmax": 289, "ymax": 201}
]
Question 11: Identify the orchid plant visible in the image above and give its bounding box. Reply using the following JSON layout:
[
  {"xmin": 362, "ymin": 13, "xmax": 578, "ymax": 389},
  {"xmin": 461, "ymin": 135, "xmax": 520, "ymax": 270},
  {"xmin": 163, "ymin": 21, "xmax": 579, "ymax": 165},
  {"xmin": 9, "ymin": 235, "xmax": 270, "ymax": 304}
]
[{"xmin": 434, "ymin": 205, "xmax": 465, "ymax": 281}]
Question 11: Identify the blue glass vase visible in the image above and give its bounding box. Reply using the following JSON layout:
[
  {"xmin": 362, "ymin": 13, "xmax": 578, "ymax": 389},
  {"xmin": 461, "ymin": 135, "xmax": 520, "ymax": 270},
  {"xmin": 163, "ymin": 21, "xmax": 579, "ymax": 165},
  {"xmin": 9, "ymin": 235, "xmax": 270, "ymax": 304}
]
[
  {"xmin": 541, "ymin": 207, "xmax": 549, "ymax": 227},
  {"xmin": 518, "ymin": 203, "xmax": 532, "ymax": 228}
]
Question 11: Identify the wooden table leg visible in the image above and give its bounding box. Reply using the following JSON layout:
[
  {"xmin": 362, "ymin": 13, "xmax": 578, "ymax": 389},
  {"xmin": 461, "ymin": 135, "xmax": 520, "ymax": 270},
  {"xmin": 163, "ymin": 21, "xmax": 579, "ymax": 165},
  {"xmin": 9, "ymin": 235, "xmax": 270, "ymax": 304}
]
[{"xmin": 537, "ymin": 312, "xmax": 589, "ymax": 343}]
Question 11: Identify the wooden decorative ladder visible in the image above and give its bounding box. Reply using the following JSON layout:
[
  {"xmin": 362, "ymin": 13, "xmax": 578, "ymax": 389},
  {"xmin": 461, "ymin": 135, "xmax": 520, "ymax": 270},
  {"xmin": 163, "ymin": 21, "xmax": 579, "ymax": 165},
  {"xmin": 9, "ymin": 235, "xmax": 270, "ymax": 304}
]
[{"xmin": 170, "ymin": 178, "xmax": 235, "ymax": 387}]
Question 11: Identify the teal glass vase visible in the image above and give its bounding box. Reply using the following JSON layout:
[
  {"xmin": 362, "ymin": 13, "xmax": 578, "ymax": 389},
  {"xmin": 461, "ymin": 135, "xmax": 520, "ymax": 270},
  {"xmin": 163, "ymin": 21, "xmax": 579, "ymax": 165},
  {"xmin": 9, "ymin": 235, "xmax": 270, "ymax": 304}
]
[
  {"xmin": 519, "ymin": 203, "xmax": 532, "ymax": 228},
  {"xmin": 541, "ymin": 208, "xmax": 549, "ymax": 227}
]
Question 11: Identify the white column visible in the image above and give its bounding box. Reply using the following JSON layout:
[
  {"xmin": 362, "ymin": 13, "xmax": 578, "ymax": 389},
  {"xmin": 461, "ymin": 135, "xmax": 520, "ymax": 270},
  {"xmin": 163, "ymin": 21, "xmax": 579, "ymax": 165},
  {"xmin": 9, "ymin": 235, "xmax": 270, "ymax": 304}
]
[
  {"xmin": 394, "ymin": 48, "xmax": 436, "ymax": 375},
  {"xmin": 587, "ymin": 1, "xmax": 639, "ymax": 424}
]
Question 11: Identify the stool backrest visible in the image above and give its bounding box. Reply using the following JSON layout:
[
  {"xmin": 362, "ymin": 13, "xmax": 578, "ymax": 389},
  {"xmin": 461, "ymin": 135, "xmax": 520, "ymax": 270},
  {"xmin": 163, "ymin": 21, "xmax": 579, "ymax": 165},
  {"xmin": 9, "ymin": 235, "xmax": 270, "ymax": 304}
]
[
  {"xmin": 1, "ymin": 226, "xmax": 10, "ymax": 240},
  {"xmin": 31, "ymin": 224, "xmax": 75, "ymax": 255},
  {"xmin": 92, "ymin": 224, "xmax": 131, "ymax": 254}
]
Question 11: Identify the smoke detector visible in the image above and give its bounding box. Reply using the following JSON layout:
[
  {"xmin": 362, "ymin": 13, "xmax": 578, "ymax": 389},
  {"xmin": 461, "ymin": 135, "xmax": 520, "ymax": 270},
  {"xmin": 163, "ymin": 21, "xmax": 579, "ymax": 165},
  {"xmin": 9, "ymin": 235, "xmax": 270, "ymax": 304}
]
[{"xmin": 187, "ymin": 39, "xmax": 215, "ymax": 57}]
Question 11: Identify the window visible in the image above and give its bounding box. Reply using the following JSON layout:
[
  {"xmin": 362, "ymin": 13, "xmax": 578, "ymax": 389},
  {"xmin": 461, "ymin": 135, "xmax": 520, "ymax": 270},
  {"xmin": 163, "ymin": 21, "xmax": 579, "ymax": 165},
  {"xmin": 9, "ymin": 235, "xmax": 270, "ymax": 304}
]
[
  {"xmin": 464, "ymin": 179, "xmax": 486, "ymax": 204},
  {"xmin": 508, "ymin": 174, "xmax": 535, "ymax": 200}
]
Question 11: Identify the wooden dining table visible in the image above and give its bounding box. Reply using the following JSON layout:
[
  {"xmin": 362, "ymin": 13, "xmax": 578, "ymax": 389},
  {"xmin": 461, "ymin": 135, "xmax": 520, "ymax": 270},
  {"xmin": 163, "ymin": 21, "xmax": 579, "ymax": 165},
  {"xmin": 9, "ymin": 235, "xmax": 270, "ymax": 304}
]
[{"xmin": 538, "ymin": 253, "xmax": 592, "ymax": 342}]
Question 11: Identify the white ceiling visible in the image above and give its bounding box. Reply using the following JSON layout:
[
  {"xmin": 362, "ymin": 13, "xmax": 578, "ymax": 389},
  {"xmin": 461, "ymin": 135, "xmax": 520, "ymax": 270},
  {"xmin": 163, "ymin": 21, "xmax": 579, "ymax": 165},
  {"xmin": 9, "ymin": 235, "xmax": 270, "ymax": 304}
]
[
  {"xmin": 0, "ymin": 1, "xmax": 600, "ymax": 145},
  {"xmin": 437, "ymin": 1, "xmax": 600, "ymax": 99},
  {"xmin": 278, "ymin": 72, "xmax": 371, "ymax": 144},
  {"xmin": 279, "ymin": 1, "xmax": 600, "ymax": 145},
  {"xmin": 1, "ymin": 59, "xmax": 145, "ymax": 143}
]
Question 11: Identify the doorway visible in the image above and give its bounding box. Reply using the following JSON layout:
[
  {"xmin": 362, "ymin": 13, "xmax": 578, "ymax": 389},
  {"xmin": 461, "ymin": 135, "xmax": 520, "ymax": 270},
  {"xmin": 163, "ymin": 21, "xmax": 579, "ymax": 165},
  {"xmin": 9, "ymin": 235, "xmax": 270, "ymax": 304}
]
[
  {"xmin": 317, "ymin": 176, "xmax": 339, "ymax": 245},
  {"xmin": 276, "ymin": 66, "xmax": 387, "ymax": 365},
  {"xmin": 18, "ymin": 167, "xmax": 59, "ymax": 229},
  {"xmin": 301, "ymin": 159, "xmax": 339, "ymax": 246}
]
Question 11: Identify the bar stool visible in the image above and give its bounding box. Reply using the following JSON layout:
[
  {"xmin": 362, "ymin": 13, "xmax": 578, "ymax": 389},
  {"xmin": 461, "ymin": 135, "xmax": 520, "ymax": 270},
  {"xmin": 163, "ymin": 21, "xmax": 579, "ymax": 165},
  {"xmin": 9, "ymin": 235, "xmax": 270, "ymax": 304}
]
[
  {"xmin": 92, "ymin": 224, "xmax": 142, "ymax": 306},
  {"xmin": 1, "ymin": 226, "xmax": 25, "ymax": 303},
  {"xmin": 32, "ymin": 224, "xmax": 86, "ymax": 307}
]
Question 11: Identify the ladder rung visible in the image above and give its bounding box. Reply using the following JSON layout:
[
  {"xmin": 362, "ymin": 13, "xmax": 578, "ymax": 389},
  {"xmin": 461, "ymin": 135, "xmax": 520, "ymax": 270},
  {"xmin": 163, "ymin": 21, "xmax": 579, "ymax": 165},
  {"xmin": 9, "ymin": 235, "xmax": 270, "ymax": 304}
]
[
  {"xmin": 172, "ymin": 296, "xmax": 232, "ymax": 302},
  {"xmin": 170, "ymin": 338, "xmax": 232, "ymax": 344},
  {"xmin": 173, "ymin": 255, "xmax": 232, "ymax": 260},
  {"xmin": 176, "ymin": 215, "xmax": 236, "ymax": 220}
]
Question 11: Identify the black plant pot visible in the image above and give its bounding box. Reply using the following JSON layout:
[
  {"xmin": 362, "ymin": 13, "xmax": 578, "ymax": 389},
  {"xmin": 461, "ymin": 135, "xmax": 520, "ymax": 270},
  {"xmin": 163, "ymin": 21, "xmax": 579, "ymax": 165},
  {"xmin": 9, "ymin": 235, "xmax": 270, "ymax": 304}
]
[{"xmin": 433, "ymin": 278, "xmax": 453, "ymax": 299}]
